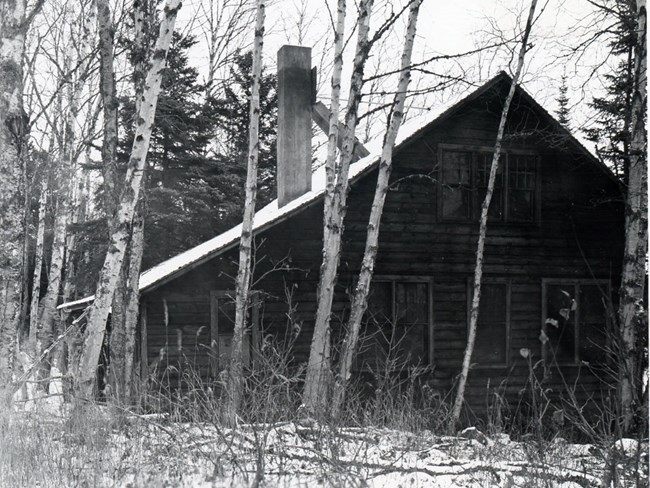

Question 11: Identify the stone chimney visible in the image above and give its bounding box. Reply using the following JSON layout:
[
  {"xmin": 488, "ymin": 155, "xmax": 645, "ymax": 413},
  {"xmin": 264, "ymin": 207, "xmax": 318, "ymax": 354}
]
[{"xmin": 277, "ymin": 45, "xmax": 312, "ymax": 208}]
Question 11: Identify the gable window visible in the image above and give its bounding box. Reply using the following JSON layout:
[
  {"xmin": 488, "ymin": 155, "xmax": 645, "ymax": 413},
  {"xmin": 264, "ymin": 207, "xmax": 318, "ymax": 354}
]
[
  {"xmin": 209, "ymin": 291, "xmax": 262, "ymax": 375},
  {"xmin": 542, "ymin": 280, "xmax": 611, "ymax": 366},
  {"xmin": 440, "ymin": 146, "xmax": 537, "ymax": 223},
  {"xmin": 467, "ymin": 280, "xmax": 510, "ymax": 367},
  {"xmin": 358, "ymin": 278, "xmax": 433, "ymax": 370}
]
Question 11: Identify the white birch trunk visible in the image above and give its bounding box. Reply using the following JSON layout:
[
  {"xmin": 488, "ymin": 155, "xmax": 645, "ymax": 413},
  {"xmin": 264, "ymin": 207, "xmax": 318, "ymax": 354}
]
[
  {"xmin": 619, "ymin": 0, "xmax": 647, "ymax": 434},
  {"xmin": 29, "ymin": 173, "xmax": 48, "ymax": 354},
  {"xmin": 108, "ymin": 0, "xmax": 150, "ymax": 403},
  {"xmin": 0, "ymin": 0, "xmax": 30, "ymax": 404},
  {"xmin": 75, "ymin": 0, "xmax": 182, "ymax": 402},
  {"xmin": 449, "ymin": 0, "xmax": 539, "ymax": 429},
  {"xmin": 331, "ymin": 0, "xmax": 422, "ymax": 418},
  {"xmin": 303, "ymin": 0, "xmax": 374, "ymax": 415},
  {"xmin": 225, "ymin": 0, "xmax": 265, "ymax": 425}
]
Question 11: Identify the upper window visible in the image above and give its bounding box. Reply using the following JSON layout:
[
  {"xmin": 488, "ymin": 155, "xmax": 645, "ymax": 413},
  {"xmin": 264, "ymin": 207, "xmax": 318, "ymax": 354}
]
[
  {"xmin": 542, "ymin": 280, "xmax": 611, "ymax": 366},
  {"xmin": 440, "ymin": 147, "xmax": 537, "ymax": 223},
  {"xmin": 358, "ymin": 278, "xmax": 432, "ymax": 370}
]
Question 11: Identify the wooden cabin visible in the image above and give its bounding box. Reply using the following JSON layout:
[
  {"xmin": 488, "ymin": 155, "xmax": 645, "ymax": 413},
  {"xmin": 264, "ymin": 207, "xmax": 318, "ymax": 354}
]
[{"xmin": 62, "ymin": 48, "xmax": 625, "ymax": 418}]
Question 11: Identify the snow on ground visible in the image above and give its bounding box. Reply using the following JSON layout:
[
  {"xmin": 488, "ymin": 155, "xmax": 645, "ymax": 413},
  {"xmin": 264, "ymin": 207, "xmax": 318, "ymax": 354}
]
[{"xmin": 102, "ymin": 418, "xmax": 646, "ymax": 487}]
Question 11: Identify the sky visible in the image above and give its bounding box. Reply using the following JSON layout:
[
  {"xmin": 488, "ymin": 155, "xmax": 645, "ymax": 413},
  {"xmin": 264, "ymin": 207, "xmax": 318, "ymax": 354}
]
[{"xmin": 172, "ymin": 0, "xmax": 611, "ymax": 146}]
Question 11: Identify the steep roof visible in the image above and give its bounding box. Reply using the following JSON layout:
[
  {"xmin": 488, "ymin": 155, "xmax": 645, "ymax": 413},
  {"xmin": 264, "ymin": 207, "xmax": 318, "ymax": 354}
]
[{"xmin": 59, "ymin": 72, "xmax": 613, "ymax": 311}]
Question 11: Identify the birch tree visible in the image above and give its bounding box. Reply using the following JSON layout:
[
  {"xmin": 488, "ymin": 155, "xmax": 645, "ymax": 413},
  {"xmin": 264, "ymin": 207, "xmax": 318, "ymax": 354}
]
[
  {"xmin": 331, "ymin": 0, "xmax": 422, "ymax": 418},
  {"xmin": 450, "ymin": 0, "xmax": 539, "ymax": 429},
  {"xmin": 225, "ymin": 0, "xmax": 266, "ymax": 425},
  {"xmin": 108, "ymin": 0, "xmax": 152, "ymax": 403},
  {"xmin": 618, "ymin": 0, "xmax": 646, "ymax": 434},
  {"xmin": 303, "ymin": 0, "xmax": 375, "ymax": 415},
  {"xmin": 75, "ymin": 0, "xmax": 182, "ymax": 402},
  {"xmin": 0, "ymin": 0, "xmax": 44, "ymax": 403}
]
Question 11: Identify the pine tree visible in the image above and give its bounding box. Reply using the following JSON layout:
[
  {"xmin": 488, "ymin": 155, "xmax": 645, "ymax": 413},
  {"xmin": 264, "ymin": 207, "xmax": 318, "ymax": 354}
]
[{"xmin": 556, "ymin": 73, "xmax": 571, "ymax": 129}]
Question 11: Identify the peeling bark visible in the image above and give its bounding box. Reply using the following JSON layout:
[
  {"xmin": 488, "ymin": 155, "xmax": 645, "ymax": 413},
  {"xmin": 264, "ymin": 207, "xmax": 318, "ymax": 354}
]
[
  {"xmin": 450, "ymin": 0, "xmax": 539, "ymax": 429},
  {"xmin": 303, "ymin": 0, "xmax": 374, "ymax": 415},
  {"xmin": 331, "ymin": 0, "xmax": 422, "ymax": 418},
  {"xmin": 619, "ymin": 0, "xmax": 647, "ymax": 434},
  {"xmin": 225, "ymin": 0, "xmax": 266, "ymax": 425},
  {"xmin": 75, "ymin": 0, "xmax": 182, "ymax": 403}
]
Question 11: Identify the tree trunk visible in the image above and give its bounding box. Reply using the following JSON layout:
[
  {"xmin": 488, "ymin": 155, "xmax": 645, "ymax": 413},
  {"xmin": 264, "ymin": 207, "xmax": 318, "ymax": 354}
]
[
  {"xmin": 107, "ymin": 0, "xmax": 150, "ymax": 404},
  {"xmin": 29, "ymin": 173, "xmax": 48, "ymax": 356},
  {"xmin": 303, "ymin": 0, "xmax": 374, "ymax": 416},
  {"xmin": 331, "ymin": 0, "xmax": 422, "ymax": 419},
  {"xmin": 225, "ymin": 0, "xmax": 265, "ymax": 425},
  {"xmin": 74, "ymin": 0, "xmax": 182, "ymax": 403},
  {"xmin": 95, "ymin": 0, "xmax": 119, "ymax": 221},
  {"xmin": 619, "ymin": 0, "xmax": 646, "ymax": 434},
  {"xmin": 449, "ymin": 0, "xmax": 539, "ymax": 430},
  {"xmin": 0, "ymin": 0, "xmax": 35, "ymax": 404}
]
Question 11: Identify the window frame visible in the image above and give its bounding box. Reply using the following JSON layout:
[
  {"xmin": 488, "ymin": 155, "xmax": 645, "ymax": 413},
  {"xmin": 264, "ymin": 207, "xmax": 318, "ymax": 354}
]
[
  {"xmin": 466, "ymin": 277, "xmax": 511, "ymax": 369},
  {"xmin": 361, "ymin": 275, "xmax": 435, "ymax": 369},
  {"xmin": 541, "ymin": 279, "xmax": 612, "ymax": 368},
  {"xmin": 438, "ymin": 144, "xmax": 540, "ymax": 224},
  {"xmin": 209, "ymin": 290, "xmax": 262, "ymax": 376}
]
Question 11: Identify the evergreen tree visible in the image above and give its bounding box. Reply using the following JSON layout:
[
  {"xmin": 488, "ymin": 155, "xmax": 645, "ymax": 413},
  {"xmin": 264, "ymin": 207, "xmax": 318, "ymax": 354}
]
[
  {"xmin": 583, "ymin": 0, "xmax": 637, "ymax": 184},
  {"xmin": 556, "ymin": 73, "xmax": 571, "ymax": 129},
  {"xmin": 206, "ymin": 51, "xmax": 277, "ymax": 228}
]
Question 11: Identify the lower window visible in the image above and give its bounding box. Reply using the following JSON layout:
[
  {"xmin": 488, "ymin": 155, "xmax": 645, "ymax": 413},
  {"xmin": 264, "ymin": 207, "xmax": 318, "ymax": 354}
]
[
  {"xmin": 210, "ymin": 290, "xmax": 262, "ymax": 375},
  {"xmin": 542, "ymin": 280, "xmax": 611, "ymax": 365},
  {"xmin": 467, "ymin": 280, "xmax": 510, "ymax": 367},
  {"xmin": 358, "ymin": 278, "xmax": 432, "ymax": 370}
]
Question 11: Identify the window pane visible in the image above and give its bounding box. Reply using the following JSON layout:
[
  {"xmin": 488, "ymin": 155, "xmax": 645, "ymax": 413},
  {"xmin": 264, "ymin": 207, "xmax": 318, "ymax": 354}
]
[
  {"xmin": 396, "ymin": 282, "xmax": 428, "ymax": 324},
  {"xmin": 474, "ymin": 284, "xmax": 507, "ymax": 364},
  {"xmin": 442, "ymin": 151, "xmax": 471, "ymax": 220},
  {"xmin": 508, "ymin": 155, "xmax": 536, "ymax": 221},
  {"xmin": 477, "ymin": 187, "xmax": 504, "ymax": 220},
  {"xmin": 579, "ymin": 284, "xmax": 609, "ymax": 363},
  {"xmin": 362, "ymin": 281, "xmax": 429, "ymax": 369},
  {"xmin": 442, "ymin": 151, "xmax": 471, "ymax": 185},
  {"xmin": 509, "ymin": 189, "xmax": 534, "ymax": 221},
  {"xmin": 545, "ymin": 284, "xmax": 576, "ymax": 363},
  {"xmin": 443, "ymin": 187, "xmax": 471, "ymax": 219}
]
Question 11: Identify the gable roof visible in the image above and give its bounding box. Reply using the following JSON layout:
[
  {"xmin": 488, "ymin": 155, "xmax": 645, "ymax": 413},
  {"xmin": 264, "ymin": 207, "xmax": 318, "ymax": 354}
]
[{"xmin": 59, "ymin": 72, "xmax": 614, "ymax": 311}]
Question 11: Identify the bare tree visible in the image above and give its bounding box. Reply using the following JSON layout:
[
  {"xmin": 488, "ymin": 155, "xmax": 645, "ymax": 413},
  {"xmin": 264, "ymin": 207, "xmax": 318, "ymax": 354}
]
[
  {"xmin": 225, "ymin": 0, "xmax": 266, "ymax": 425},
  {"xmin": 449, "ymin": 0, "xmax": 539, "ymax": 430},
  {"xmin": 331, "ymin": 0, "xmax": 423, "ymax": 418},
  {"xmin": 303, "ymin": 0, "xmax": 375, "ymax": 415},
  {"xmin": 75, "ymin": 0, "xmax": 182, "ymax": 403},
  {"xmin": 0, "ymin": 0, "xmax": 45, "ymax": 403}
]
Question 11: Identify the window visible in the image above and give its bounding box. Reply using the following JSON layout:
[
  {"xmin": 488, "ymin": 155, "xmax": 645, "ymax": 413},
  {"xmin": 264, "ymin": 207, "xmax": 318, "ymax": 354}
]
[
  {"xmin": 358, "ymin": 278, "xmax": 432, "ymax": 370},
  {"xmin": 209, "ymin": 291, "xmax": 262, "ymax": 375},
  {"xmin": 467, "ymin": 280, "xmax": 510, "ymax": 367},
  {"xmin": 542, "ymin": 280, "xmax": 610, "ymax": 365},
  {"xmin": 439, "ymin": 146, "xmax": 537, "ymax": 223}
]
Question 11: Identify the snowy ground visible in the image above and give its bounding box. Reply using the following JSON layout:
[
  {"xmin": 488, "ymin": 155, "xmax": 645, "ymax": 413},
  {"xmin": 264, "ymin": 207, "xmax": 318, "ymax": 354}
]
[
  {"xmin": 83, "ymin": 415, "xmax": 647, "ymax": 487},
  {"xmin": 2, "ymin": 391, "xmax": 648, "ymax": 487}
]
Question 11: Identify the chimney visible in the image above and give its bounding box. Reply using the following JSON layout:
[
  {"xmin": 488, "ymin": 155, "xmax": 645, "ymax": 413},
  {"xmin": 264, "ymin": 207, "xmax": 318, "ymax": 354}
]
[{"xmin": 277, "ymin": 45, "xmax": 312, "ymax": 208}]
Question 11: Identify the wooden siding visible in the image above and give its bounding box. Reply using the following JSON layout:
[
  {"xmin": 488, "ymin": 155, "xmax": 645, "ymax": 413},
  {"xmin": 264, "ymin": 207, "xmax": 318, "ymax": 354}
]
[{"xmin": 140, "ymin": 83, "xmax": 624, "ymax": 416}]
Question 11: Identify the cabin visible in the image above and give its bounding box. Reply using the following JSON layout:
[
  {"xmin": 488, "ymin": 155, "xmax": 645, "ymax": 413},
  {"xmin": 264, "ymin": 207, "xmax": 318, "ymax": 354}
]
[{"xmin": 62, "ymin": 46, "xmax": 624, "ymax": 418}]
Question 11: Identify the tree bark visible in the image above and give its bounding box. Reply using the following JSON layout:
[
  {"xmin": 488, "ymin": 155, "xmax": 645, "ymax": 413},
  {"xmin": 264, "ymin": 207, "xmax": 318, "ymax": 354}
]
[
  {"xmin": 619, "ymin": 0, "xmax": 647, "ymax": 434},
  {"xmin": 95, "ymin": 0, "xmax": 119, "ymax": 221},
  {"xmin": 108, "ymin": 0, "xmax": 150, "ymax": 404},
  {"xmin": 331, "ymin": 0, "xmax": 422, "ymax": 419},
  {"xmin": 74, "ymin": 0, "xmax": 182, "ymax": 403},
  {"xmin": 450, "ymin": 0, "xmax": 538, "ymax": 430},
  {"xmin": 225, "ymin": 0, "xmax": 265, "ymax": 425},
  {"xmin": 303, "ymin": 0, "xmax": 374, "ymax": 416},
  {"xmin": 0, "ymin": 0, "xmax": 43, "ymax": 404},
  {"xmin": 28, "ymin": 172, "xmax": 48, "ymax": 356}
]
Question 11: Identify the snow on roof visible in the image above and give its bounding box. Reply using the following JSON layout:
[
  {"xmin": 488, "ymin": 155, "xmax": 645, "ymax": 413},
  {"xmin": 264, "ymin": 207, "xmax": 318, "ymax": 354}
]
[{"xmin": 59, "ymin": 73, "xmax": 604, "ymax": 310}]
